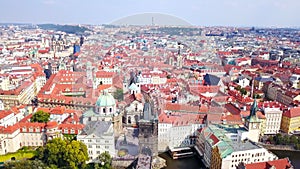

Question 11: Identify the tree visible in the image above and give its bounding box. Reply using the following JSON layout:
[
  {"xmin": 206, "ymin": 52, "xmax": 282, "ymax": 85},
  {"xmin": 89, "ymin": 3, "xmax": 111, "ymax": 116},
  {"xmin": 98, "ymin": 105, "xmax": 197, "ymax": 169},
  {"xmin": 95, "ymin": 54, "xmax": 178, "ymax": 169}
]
[
  {"xmin": 31, "ymin": 110, "xmax": 50, "ymax": 123},
  {"xmin": 235, "ymin": 85, "xmax": 241, "ymax": 91},
  {"xmin": 240, "ymin": 88, "xmax": 247, "ymax": 96},
  {"xmin": 42, "ymin": 138, "xmax": 88, "ymax": 169},
  {"xmin": 282, "ymin": 135, "xmax": 290, "ymax": 145},
  {"xmin": 295, "ymin": 143, "xmax": 300, "ymax": 150},
  {"xmin": 268, "ymin": 135, "xmax": 274, "ymax": 144},
  {"xmin": 113, "ymin": 88, "xmax": 124, "ymax": 101},
  {"xmin": 98, "ymin": 152, "xmax": 113, "ymax": 169},
  {"xmin": 4, "ymin": 159, "xmax": 47, "ymax": 169},
  {"xmin": 290, "ymin": 135, "xmax": 298, "ymax": 145}
]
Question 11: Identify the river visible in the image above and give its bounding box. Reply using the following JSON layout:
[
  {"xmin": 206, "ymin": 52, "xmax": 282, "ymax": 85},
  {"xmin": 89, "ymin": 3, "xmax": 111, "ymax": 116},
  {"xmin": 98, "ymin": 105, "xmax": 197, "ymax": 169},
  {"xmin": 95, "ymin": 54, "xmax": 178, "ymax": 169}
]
[
  {"xmin": 159, "ymin": 150, "xmax": 300, "ymax": 169},
  {"xmin": 159, "ymin": 152, "xmax": 206, "ymax": 169},
  {"xmin": 270, "ymin": 150, "xmax": 300, "ymax": 169}
]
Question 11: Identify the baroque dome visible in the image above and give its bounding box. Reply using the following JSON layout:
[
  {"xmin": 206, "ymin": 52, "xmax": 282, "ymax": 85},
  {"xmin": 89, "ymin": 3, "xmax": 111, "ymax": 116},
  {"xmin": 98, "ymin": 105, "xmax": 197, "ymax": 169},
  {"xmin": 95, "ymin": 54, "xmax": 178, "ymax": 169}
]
[{"xmin": 96, "ymin": 90, "xmax": 116, "ymax": 107}]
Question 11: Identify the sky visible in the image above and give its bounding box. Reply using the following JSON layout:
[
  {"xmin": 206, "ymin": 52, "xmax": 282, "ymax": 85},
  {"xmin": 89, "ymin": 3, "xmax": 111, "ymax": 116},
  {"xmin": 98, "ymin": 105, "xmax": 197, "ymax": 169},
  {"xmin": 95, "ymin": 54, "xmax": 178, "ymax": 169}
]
[{"xmin": 1, "ymin": 0, "xmax": 300, "ymax": 27}]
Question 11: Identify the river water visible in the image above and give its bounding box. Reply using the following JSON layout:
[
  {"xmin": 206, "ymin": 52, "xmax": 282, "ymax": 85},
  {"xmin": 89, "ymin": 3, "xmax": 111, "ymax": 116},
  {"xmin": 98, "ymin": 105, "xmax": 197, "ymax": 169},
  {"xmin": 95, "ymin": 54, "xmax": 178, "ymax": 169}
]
[
  {"xmin": 159, "ymin": 152, "xmax": 205, "ymax": 169},
  {"xmin": 270, "ymin": 150, "xmax": 300, "ymax": 169},
  {"xmin": 159, "ymin": 150, "xmax": 300, "ymax": 169}
]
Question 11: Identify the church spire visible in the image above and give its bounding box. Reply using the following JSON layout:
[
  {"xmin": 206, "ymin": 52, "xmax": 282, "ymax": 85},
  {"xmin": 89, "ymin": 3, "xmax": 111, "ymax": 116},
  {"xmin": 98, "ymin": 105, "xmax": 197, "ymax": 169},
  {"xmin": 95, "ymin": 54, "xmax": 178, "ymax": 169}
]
[{"xmin": 250, "ymin": 98, "xmax": 258, "ymax": 117}]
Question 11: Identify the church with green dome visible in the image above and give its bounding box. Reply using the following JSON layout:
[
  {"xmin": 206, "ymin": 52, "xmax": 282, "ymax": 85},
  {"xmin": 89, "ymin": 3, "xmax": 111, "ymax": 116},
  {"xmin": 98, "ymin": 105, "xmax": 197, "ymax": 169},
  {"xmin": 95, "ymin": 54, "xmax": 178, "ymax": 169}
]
[{"xmin": 81, "ymin": 90, "xmax": 122, "ymax": 134}]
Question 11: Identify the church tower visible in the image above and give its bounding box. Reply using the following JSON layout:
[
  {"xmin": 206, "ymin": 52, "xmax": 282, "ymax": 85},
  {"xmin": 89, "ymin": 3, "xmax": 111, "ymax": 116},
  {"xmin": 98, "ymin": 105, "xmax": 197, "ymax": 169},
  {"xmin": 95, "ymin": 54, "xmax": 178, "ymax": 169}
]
[
  {"xmin": 245, "ymin": 99, "xmax": 261, "ymax": 142},
  {"xmin": 86, "ymin": 61, "xmax": 95, "ymax": 89},
  {"xmin": 138, "ymin": 96, "xmax": 158, "ymax": 157}
]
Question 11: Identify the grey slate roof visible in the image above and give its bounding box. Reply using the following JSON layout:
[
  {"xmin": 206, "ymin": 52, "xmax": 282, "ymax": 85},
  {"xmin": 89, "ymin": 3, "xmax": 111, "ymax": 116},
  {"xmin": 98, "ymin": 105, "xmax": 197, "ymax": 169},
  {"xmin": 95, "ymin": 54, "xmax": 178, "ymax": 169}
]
[
  {"xmin": 81, "ymin": 121, "xmax": 112, "ymax": 137},
  {"xmin": 255, "ymin": 77, "xmax": 274, "ymax": 82},
  {"xmin": 204, "ymin": 73, "xmax": 221, "ymax": 86}
]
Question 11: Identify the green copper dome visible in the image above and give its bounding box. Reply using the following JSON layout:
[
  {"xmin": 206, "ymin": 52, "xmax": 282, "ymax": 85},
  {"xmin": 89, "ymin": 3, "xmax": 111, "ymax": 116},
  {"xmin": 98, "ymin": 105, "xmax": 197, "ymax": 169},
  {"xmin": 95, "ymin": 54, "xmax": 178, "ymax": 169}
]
[{"xmin": 96, "ymin": 91, "xmax": 116, "ymax": 107}]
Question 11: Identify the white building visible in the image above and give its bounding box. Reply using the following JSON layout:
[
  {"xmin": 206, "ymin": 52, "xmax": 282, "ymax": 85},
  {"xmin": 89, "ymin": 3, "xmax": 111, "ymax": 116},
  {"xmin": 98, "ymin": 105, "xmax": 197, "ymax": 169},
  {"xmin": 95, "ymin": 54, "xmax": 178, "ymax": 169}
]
[
  {"xmin": 77, "ymin": 121, "xmax": 115, "ymax": 163},
  {"xmin": 236, "ymin": 76, "xmax": 250, "ymax": 88},
  {"xmin": 95, "ymin": 71, "xmax": 114, "ymax": 86},
  {"xmin": 262, "ymin": 107, "xmax": 283, "ymax": 135},
  {"xmin": 196, "ymin": 124, "xmax": 278, "ymax": 169},
  {"xmin": 158, "ymin": 111, "xmax": 205, "ymax": 152},
  {"xmin": 221, "ymin": 140, "xmax": 278, "ymax": 169}
]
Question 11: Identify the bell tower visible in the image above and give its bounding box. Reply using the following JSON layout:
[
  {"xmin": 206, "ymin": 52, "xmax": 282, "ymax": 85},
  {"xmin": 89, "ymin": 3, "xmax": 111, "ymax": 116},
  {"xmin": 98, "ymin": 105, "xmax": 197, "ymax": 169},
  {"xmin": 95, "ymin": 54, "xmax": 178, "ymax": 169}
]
[{"xmin": 245, "ymin": 99, "xmax": 261, "ymax": 142}]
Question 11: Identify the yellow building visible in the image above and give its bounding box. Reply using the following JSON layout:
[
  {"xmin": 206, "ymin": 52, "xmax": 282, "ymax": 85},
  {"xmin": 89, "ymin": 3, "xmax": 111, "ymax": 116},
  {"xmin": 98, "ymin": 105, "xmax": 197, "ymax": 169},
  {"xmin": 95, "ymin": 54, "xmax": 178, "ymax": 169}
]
[
  {"xmin": 210, "ymin": 146, "xmax": 222, "ymax": 169},
  {"xmin": 281, "ymin": 107, "xmax": 300, "ymax": 133}
]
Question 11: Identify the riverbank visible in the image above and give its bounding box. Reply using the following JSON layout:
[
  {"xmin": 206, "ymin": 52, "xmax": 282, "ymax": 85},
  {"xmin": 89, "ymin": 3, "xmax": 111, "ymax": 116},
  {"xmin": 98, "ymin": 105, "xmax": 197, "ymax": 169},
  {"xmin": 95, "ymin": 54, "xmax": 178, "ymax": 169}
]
[{"xmin": 258, "ymin": 142, "xmax": 300, "ymax": 151}]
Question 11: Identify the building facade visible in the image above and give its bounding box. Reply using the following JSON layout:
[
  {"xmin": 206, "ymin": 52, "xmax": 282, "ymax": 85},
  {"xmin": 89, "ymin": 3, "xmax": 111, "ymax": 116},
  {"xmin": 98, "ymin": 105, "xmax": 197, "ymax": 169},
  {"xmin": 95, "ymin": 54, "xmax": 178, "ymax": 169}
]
[{"xmin": 77, "ymin": 121, "xmax": 115, "ymax": 163}]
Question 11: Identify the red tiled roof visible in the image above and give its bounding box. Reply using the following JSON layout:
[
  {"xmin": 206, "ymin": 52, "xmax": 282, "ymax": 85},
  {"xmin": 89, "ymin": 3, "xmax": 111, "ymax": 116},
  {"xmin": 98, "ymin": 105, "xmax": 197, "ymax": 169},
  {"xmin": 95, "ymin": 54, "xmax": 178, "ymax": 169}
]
[
  {"xmin": 58, "ymin": 123, "xmax": 84, "ymax": 130},
  {"xmin": 0, "ymin": 110, "xmax": 13, "ymax": 119},
  {"xmin": 46, "ymin": 121, "xmax": 58, "ymax": 128},
  {"xmin": 244, "ymin": 158, "xmax": 292, "ymax": 169},
  {"xmin": 95, "ymin": 71, "xmax": 114, "ymax": 78},
  {"xmin": 283, "ymin": 107, "xmax": 300, "ymax": 118},
  {"xmin": 209, "ymin": 134, "xmax": 220, "ymax": 145},
  {"xmin": 0, "ymin": 124, "xmax": 20, "ymax": 134},
  {"xmin": 165, "ymin": 103, "xmax": 199, "ymax": 112},
  {"xmin": 159, "ymin": 112, "xmax": 205, "ymax": 126}
]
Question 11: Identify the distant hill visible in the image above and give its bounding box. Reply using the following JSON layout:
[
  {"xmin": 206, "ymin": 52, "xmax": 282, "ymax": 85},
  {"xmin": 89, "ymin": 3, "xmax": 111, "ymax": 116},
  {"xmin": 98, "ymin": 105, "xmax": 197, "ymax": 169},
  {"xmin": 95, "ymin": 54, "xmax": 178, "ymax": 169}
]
[
  {"xmin": 37, "ymin": 24, "xmax": 90, "ymax": 34},
  {"xmin": 111, "ymin": 13, "xmax": 191, "ymax": 26}
]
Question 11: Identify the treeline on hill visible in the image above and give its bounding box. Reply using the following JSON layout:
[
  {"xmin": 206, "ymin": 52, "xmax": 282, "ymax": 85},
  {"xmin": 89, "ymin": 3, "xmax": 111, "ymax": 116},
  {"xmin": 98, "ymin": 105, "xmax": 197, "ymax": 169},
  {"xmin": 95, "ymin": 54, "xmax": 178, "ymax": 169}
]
[
  {"xmin": 38, "ymin": 24, "xmax": 90, "ymax": 34},
  {"xmin": 149, "ymin": 27, "xmax": 202, "ymax": 36}
]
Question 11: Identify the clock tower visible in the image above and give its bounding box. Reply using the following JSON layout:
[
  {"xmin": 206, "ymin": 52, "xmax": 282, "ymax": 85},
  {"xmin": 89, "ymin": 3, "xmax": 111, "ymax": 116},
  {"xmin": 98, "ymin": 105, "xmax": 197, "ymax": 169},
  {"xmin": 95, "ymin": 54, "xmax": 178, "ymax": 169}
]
[{"xmin": 245, "ymin": 99, "xmax": 261, "ymax": 142}]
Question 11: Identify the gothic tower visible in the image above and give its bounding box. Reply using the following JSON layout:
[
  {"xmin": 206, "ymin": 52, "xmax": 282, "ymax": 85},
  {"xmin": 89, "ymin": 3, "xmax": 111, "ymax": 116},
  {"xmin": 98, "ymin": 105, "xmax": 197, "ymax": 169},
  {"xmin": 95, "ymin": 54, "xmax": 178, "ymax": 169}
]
[
  {"xmin": 245, "ymin": 99, "xmax": 261, "ymax": 142},
  {"xmin": 138, "ymin": 96, "xmax": 158, "ymax": 157}
]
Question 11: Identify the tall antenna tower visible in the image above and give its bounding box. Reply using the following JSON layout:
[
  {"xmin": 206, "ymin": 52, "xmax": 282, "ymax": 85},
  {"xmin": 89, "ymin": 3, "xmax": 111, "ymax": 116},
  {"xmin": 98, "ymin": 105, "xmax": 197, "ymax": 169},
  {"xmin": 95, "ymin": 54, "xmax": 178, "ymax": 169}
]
[{"xmin": 152, "ymin": 17, "xmax": 154, "ymax": 26}]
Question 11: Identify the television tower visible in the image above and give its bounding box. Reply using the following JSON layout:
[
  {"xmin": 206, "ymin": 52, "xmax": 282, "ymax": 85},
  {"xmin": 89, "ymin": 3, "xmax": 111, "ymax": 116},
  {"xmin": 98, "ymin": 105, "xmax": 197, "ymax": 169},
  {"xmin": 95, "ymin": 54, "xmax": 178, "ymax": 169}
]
[{"xmin": 152, "ymin": 17, "xmax": 154, "ymax": 26}]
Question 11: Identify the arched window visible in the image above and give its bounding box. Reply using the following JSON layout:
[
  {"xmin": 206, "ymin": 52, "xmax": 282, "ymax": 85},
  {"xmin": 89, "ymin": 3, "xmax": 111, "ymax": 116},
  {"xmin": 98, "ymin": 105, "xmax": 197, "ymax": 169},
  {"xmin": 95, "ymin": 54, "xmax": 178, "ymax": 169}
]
[{"xmin": 128, "ymin": 116, "xmax": 131, "ymax": 124}]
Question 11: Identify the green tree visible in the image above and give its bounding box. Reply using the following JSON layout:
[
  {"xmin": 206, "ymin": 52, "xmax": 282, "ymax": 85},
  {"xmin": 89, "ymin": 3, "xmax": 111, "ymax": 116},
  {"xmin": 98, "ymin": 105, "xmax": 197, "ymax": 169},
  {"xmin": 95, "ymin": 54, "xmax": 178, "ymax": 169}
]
[
  {"xmin": 268, "ymin": 135, "xmax": 274, "ymax": 144},
  {"xmin": 98, "ymin": 152, "xmax": 113, "ymax": 169},
  {"xmin": 295, "ymin": 143, "xmax": 300, "ymax": 150},
  {"xmin": 42, "ymin": 138, "xmax": 88, "ymax": 169},
  {"xmin": 113, "ymin": 88, "xmax": 124, "ymax": 101},
  {"xmin": 64, "ymin": 140, "xmax": 89, "ymax": 169},
  {"xmin": 274, "ymin": 133, "xmax": 283, "ymax": 145},
  {"xmin": 235, "ymin": 85, "xmax": 241, "ymax": 91},
  {"xmin": 30, "ymin": 110, "xmax": 50, "ymax": 123},
  {"xmin": 4, "ymin": 159, "xmax": 47, "ymax": 169},
  {"xmin": 240, "ymin": 88, "xmax": 247, "ymax": 96},
  {"xmin": 283, "ymin": 135, "xmax": 290, "ymax": 145},
  {"xmin": 290, "ymin": 135, "xmax": 298, "ymax": 145}
]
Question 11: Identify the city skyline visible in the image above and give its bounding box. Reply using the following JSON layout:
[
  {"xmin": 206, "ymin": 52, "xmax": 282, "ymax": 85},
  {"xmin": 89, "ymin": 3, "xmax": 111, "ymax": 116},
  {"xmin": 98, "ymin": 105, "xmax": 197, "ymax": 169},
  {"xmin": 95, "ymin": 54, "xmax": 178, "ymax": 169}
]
[{"xmin": 1, "ymin": 0, "xmax": 300, "ymax": 27}]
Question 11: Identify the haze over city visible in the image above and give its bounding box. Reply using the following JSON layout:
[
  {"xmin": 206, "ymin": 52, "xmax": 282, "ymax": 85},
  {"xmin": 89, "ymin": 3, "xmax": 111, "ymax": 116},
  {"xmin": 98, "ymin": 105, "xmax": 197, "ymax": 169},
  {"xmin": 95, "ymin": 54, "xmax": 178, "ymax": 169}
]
[
  {"xmin": 1, "ymin": 0, "xmax": 300, "ymax": 27},
  {"xmin": 1, "ymin": 0, "xmax": 300, "ymax": 169}
]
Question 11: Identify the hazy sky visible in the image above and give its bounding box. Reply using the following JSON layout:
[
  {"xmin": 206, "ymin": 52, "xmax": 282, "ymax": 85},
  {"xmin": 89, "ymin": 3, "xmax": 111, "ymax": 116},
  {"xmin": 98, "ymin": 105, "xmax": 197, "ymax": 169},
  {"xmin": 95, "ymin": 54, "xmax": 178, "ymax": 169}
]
[{"xmin": 1, "ymin": 0, "xmax": 300, "ymax": 27}]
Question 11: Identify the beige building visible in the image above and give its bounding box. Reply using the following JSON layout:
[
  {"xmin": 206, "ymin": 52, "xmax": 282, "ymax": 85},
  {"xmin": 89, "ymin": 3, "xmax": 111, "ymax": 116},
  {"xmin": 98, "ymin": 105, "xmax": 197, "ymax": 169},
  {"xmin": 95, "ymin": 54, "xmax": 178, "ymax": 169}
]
[{"xmin": 261, "ymin": 107, "xmax": 283, "ymax": 135}]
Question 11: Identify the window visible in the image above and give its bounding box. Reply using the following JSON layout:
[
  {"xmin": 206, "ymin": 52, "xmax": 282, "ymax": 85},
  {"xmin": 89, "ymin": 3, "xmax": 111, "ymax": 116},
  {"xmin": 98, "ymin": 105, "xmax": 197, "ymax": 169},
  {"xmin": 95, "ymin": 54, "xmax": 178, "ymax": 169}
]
[
  {"xmin": 105, "ymin": 140, "xmax": 109, "ymax": 143},
  {"xmin": 96, "ymin": 151, "xmax": 100, "ymax": 154},
  {"xmin": 103, "ymin": 108, "xmax": 106, "ymax": 113},
  {"xmin": 96, "ymin": 145, "xmax": 100, "ymax": 149},
  {"xmin": 88, "ymin": 145, "xmax": 92, "ymax": 148},
  {"xmin": 105, "ymin": 146, "xmax": 109, "ymax": 149}
]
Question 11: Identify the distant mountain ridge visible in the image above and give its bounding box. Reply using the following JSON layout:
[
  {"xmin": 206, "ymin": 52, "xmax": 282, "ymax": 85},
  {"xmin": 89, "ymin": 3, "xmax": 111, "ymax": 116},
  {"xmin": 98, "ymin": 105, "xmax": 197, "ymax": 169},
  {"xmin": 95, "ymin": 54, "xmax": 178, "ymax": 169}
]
[
  {"xmin": 37, "ymin": 24, "xmax": 90, "ymax": 34},
  {"xmin": 111, "ymin": 13, "xmax": 191, "ymax": 26}
]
